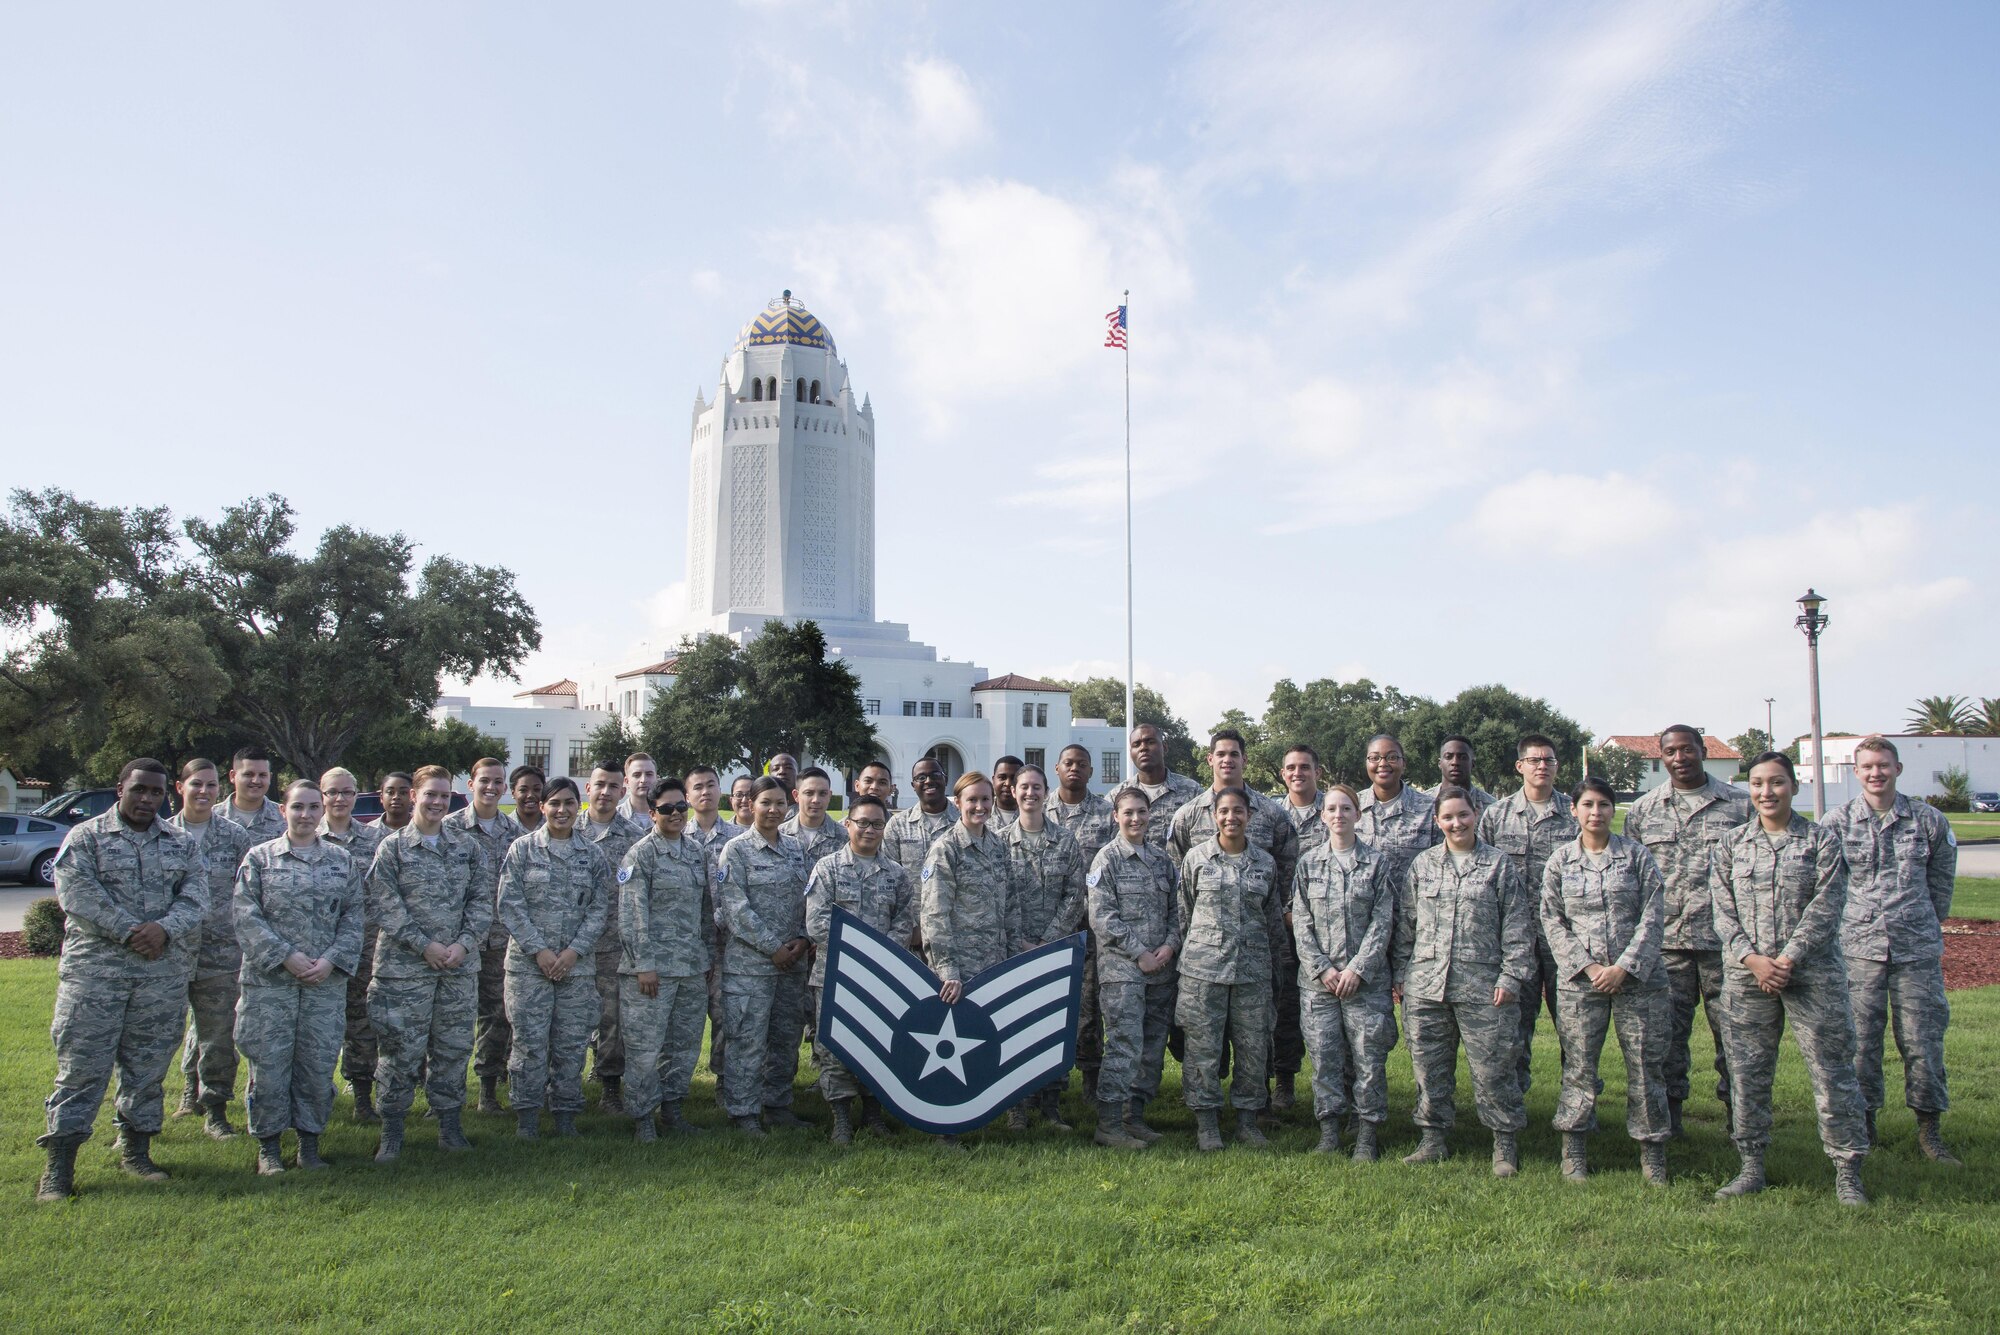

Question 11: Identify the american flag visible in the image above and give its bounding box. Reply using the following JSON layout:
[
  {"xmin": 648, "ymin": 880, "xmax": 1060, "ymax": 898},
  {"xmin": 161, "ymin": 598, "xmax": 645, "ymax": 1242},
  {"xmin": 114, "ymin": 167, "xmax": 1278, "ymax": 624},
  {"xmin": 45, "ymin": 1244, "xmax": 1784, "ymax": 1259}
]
[{"xmin": 1104, "ymin": 304, "xmax": 1127, "ymax": 350}]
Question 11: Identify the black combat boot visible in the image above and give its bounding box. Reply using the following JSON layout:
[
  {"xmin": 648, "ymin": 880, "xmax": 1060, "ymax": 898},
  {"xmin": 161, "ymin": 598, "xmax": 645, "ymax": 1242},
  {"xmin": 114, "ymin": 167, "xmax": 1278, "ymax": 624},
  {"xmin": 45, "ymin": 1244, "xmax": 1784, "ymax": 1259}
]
[
  {"xmin": 763, "ymin": 1105, "xmax": 809, "ymax": 1130},
  {"xmin": 1667, "ymin": 1098, "xmax": 1685, "ymax": 1140},
  {"xmin": 35, "ymin": 1135, "xmax": 83, "ymax": 1203},
  {"xmin": 1864, "ymin": 1107, "xmax": 1877, "ymax": 1148},
  {"xmin": 203, "ymin": 1100, "xmax": 238, "ymax": 1141},
  {"xmin": 375, "ymin": 1114, "xmax": 405, "ymax": 1162},
  {"xmin": 732, "ymin": 1113, "xmax": 767, "ymax": 1137},
  {"xmin": 352, "ymin": 1078, "xmax": 379, "ymax": 1125},
  {"xmin": 437, "ymin": 1108, "xmax": 472, "ymax": 1151},
  {"xmin": 551, "ymin": 1111, "xmax": 579, "ymax": 1138},
  {"xmin": 478, "ymin": 1076, "xmax": 504, "ymax": 1115},
  {"xmin": 1313, "ymin": 1117, "xmax": 1341, "ymax": 1155},
  {"xmin": 516, "ymin": 1109, "xmax": 540, "ymax": 1140},
  {"xmin": 599, "ymin": 1078, "xmax": 625, "ymax": 1115},
  {"xmin": 1093, "ymin": 1101, "xmax": 1146, "ymax": 1150},
  {"xmin": 1005, "ymin": 1104, "xmax": 1031, "ymax": 1132},
  {"xmin": 295, "ymin": 1131, "xmax": 328, "ymax": 1170},
  {"xmin": 829, "ymin": 1099, "xmax": 855, "ymax": 1146},
  {"xmin": 859, "ymin": 1096, "xmax": 893, "ymax": 1136},
  {"xmin": 256, "ymin": 1135, "xmax": 287, "ymax": 1176},
  {"xmin": 1351, "ymin": 1120, "xmax": 1381, "ymax": 1163},
  {"xmin": 634, "ymin": 1112, "xmax": 657, "ymax": 1144},
  {"xmin": 116, "ymin": 1128, "xmax": 169, "ymax": 1182},
  {"xmin": 658, "ymin": 1101, "xmax": 701, "ymax": 1135},
  {"xmin": 1124, "ymin": 1098, "xmax": 1161, "ymax": 1144},
  {"xmin": 1269, "ymin": 1075, "xmax": 1297, "ymax": 1113},
  {"xmin": 1039, "ymin": 1087, "xmax": 1072, "ymax": 1132}
]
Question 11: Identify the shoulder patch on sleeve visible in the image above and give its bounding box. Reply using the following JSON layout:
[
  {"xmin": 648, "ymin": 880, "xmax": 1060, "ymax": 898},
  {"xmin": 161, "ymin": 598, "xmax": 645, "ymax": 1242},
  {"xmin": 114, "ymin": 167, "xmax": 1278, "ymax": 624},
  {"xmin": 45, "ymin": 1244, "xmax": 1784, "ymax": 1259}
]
[
  {"xmin": 1085, "ymin": 869, "xmax": 1101, "ymax": 888},
  {"xmin": 716, "ymin": 863, "xmax": 728, "ymax": 882},
  {"xmin": 921, "ymin": 864, "xmax": 933, "ymax": 880},
  {"xmin": 617, "ymin": 866, "xmax": 633, "ymax": 883}
]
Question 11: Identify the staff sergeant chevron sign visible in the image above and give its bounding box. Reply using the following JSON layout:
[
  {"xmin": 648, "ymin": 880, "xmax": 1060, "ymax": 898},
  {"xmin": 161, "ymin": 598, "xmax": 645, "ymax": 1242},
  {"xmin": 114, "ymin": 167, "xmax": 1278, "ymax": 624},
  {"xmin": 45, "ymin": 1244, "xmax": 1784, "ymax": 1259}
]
[{"xmin": 817, "ymin": 906, "xmax": 1088, "ymax": 1136}]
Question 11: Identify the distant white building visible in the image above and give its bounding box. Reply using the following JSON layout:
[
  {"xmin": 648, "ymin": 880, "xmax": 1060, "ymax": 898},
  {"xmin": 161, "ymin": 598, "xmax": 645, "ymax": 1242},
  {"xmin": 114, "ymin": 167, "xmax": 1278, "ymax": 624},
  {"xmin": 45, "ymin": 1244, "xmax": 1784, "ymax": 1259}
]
[
  {"xmin": 1800, "ymin": 733, "xmax": 2000, "ymax": 806},
  {"xmin": 438, "ymin": 293, "xmax": 1128, "ymax": 796},
  {"xmin": 1600, "ymin": 734, "xmax": 1743, "ymax": 795}
]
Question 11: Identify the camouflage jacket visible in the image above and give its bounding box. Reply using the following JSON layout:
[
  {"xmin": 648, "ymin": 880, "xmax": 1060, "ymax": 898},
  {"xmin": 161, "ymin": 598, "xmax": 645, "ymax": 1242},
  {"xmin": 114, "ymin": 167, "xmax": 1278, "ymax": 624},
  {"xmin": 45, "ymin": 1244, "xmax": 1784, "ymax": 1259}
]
[
  {"xmin": 1392, "ymin": 842, "xmax": 1536, "ymax": 1003},
  {"xmin": 1477, "ymin": 790, "xmax": 1580, "ymax": 932},
  {"xmin": 1168, "ymin": 787, "xmax": 1300, "ymax": 891},
  {"xmin": 1821, "ymin": 794, "xmax": 1957, "ymax": 963},
  {"xmin": 234, "ymin": 838, "xmax": 366, "ymax": 985},
  {"xmin": 579, "ymin": 813, "xmax": 643, "ymax": 950},
  {"xmin": 618, "ymin": 831, "xmax": 713, "ymax": 978},
  {"xmin": 884, "ymin": 803, "xmax": 957, "ymax": 885},
  {"xmin": 445, "ymin": 806, "xmax": 527, "ymax": 949},
  {"xmin": 1539, "ymin": 836, "xmax": 1666, "ymax": 988},
  {"xmin": 1175, "ymin": 838, "xmax": 1285, "ymax": 985},
  {"xmin": 1002, "ymin": 820, "xmax": 1088, "ymax": 950},
  {"xmin": 1710, "ymin": 815, "xmax": 1848, "ymax": 970},
  {"xmin": 166, "ymin": 813, "xmax": 257, "ymax": 977},
  {"xmin": 496, "ymin": 828, "xmax": 613, "ymax": 974},
  {"xmin": 686, "ymin": 817, "xmax": 743, "ymax": 924},
  {"xmin": 1291, "ymin": 838, "xmax": 1396, "ymax": 990},
  {"xmin": 318, "ymin": 817, "xmax": 386, "ymax": 864},
  {"xmin": 1086, "ymin": 838, "xmax": 1181, "ymax": 985},
  {"xmin": 52, "ymin": 810, "xmax": 205, "ymax": 980},
  {"xmin": 990, "ymin": 807, "xmax": 1021, "ymax": 831},
  {"xmin": 216, "ymin": 796, "xmax": 287, "ymax": 845},
  {"xmin": 1047, "ymin": 792, "xmax": 1117, "ymax": 866},
  {"xmin": 921, "ymin": 823, "xmax": 1017, "ymax": 984},
  {"xmin": 1622, "ymin": 777, "xmax": 1754, "ymax": 951},
  {"xmin": 1276, "ymin": 791, "xmax": 1328, "ymax": 858},
  {"xmin": 805, "ymin": 848, "xmax": 916, "ymax": 987},
  {"xmin": 717, "ymin": 830, "xmax": 808, "ymax": 977},
  {"xmin": 1114, "ymin": 772, "xmax": 1204, "ymax": 853},
  {"xmin": 366, "ymin": 822, "xmax": 491, "ymax": 979},
  {"xmin": 1427, "ymin": 783, "xmax": 1498, "ymax": 816},
  {"xmin": 1355, "ymin": 784, "xmax": 1441, "ymax": 888},
  {"xmin": 779, "ymin": 813, "xmax": 849, "ymax": 874}
]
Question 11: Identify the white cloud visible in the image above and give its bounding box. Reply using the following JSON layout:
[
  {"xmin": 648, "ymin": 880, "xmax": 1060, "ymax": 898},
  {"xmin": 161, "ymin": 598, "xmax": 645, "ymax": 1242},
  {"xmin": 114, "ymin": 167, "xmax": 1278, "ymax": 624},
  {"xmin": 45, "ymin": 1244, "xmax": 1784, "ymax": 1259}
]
[
  {"xmin": 903, "ymin": 57, "xmax": 985, "ymax": 153},
  {"xmin": 1471, "ymin": 470, "xmax": 1680, "ymax": 558}
]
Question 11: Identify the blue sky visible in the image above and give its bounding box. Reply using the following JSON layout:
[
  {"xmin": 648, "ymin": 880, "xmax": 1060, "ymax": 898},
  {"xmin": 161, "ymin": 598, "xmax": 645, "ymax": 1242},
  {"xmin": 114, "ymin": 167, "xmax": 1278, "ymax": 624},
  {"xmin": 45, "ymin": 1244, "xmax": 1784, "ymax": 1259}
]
[{"xmin": 4, "ymin": 2, "xmax": 1994, "ymax": 748}]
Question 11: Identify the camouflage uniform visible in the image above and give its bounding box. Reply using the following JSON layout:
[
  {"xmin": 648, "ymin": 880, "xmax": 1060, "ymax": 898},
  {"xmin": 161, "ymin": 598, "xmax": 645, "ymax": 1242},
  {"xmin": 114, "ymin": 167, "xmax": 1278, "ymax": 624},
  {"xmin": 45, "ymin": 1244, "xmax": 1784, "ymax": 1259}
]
[
  {"xmin": 619, "ymin": 831, "xmax": 714, "ymax": 1118},
  {"xmin": 217, "ymin": 797, "xmax": 287, "ymax": 844},
  {"xmin": 990, "ymin": 806, "xmax": 1021, "ymax": 831},
  {"xmin": 444, "ymin": 807, "xmax": 526, "ymax": 1090},
  {"xmin": 580, "ymin": 814, "xmax": 642, "ymax": 1087},
  {"xmin": 1175, "ymin": 838, "xmax": 1284, "ymax": 1111},
  {"xmin": 716, "ymin": 830, "xmax": 810, "ymax": 1118},
  {"xmin": 1171, "ymin": 789, "xmax": 1302, "ymax": 1082},
  {"xmin": 1355, "ymin": 784, "xmax": 1441, "ymax": 887},
  {"xmin": 1392, "ymin": 843, "xmax": 1536, "ymax": 1134},
  {"xmin": 167, "ymin": 813, "xmax": 257, "ymax": 1111},
  {"xmin": 1823, "ymin": 794, "xmax": 1956, "ymax": 1117},
  {"xmin": 688, "ymin": 817, "xmax": 743, "ymax": 1078},
  {"xmin": 1292, "ymin": 839, "xmax": 1397, "ymax": 1126},
  {"xmin": 779, "ymin": 813, "xmax": 850, "ymax": 873},
  {"xmin": 321, "ymin": 818, "xmax": 386, "ymax": 1088},
  {"xmin": 1087, "ymin": 838, "xmax": 1180, "ymax": 1107},
  {"xmin": 1003, "ymin": 821, "xmax": 1088, "ymax": 950},
  {"xmin": 1478, "ymin": 791, "xmax": 1580, "ymax": 1095},
  {"xmin": 1278, "ymin": 793, "xmax": 1327, "ymax": 856},
  {"xmin": 1118, "ymin": 773, "xmax": 1204, "ymax": 854},
  {"xmin": 365, "ymin": 823, "xmax": 491, "ymax": 1117},
  {"xmin": 921, "ymin": 823, "xmax": 1018, "ymax": 984},
  {"xmin": 615, "ymin": 797, "xmax": 652, "ymax": 832},
  {"xmin": 41, "ymin": 811, "xmax": 205, "ymax": 1145},
  {"xmin": 1540, "ymin": 837, "xmax": 1670, "ymax": 1142},
  {"xmin": 1049, "ymin": 792, "xmax": 1116, "ymax": 1083},
  {"xmin": 496, "ymin": 829, "xmax": 611, "ymax": 1114},
  {"xmin": 1623, "ymin": 777, "xmax": 1753, "ymax": 1111},
  {"xmin": 233, "ymin": 838, "xmax": 367, "ymax": 1137},
  {"xmin": 884, "ymin": 803, "xmax": 958, "ymax": 895},
  {"xmin": 1429, "ymin": 783, "xmax": 1498, "ymax": 817},
  {"xmin": 1710, "ymin": 816, "xmax": 1868, "ymax": 1162},
  {"xmin": 805, "ymin": 848, "xmax": 917, "ymax": 1100}
]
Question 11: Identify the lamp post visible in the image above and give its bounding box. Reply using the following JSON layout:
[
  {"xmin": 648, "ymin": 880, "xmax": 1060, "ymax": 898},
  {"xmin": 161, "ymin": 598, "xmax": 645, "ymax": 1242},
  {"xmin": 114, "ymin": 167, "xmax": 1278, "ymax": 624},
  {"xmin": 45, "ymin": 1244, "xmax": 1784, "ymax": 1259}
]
[
  {"xmin": 1795, "ymin": 590, "xmax": 1830, "ymax": 818},
  {"xmin": 1764, "ymin": 697, "xmax": 1774, "ymax": 752}
]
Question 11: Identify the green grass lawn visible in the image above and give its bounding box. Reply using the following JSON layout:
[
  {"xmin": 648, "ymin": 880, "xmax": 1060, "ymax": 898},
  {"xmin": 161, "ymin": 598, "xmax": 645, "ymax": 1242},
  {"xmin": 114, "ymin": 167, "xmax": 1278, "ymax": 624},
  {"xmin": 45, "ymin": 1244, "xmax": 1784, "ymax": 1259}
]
[
  {"xmin": 1950, "ymin": 814, "xmax": 2000, "ymax": 845},
  {"xmin": 1954, "ymin": 878, "xmax": 2000, "ymax": 921},
  {"xmin": 3, "ymin": 961, "xmax": 1997, "ymax": 1332}
]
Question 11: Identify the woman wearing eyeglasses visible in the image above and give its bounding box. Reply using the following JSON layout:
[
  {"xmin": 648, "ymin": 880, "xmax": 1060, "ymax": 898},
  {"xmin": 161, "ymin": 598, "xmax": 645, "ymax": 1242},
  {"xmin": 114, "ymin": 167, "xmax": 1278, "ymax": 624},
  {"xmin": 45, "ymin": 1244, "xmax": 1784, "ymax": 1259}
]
[{"xmin": 617, "ymin": 777, "xmax": 716, "ymax": 1141}]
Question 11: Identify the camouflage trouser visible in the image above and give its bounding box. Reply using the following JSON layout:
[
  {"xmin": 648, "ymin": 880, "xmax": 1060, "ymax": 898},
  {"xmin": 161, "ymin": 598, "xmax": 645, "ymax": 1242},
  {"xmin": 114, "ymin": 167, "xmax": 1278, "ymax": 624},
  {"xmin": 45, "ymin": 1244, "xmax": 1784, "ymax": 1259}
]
[
  {"xmin": 623, "ymin": 973, "xmax": 709, "ymax": 1117},
  {"xmin": 1847, "ymin": 955, "xmax": 1950, "ymax": 1114},
  {"xmin": 1553, "ymin": 983, "xmax": 1670, "ymax": 1141},
  {"xmin": 1514, "ymin": 933, "xmax": 1561, "ymax": 1098},
  {"xmin": 719, "ymin": 969, "xmax": 806, "ymax": 1117},
  {"xmin": 1718, "ymin": 963, "xmax": 1868, "ymax": 1159},
  {"xmin": 705, "ymin": 925, "xmax": 728, "ymax": 1078},
  {"xmin": 1662, "ymin": 948, "xmax": 1731, "ymax": 1108},
  {"xmin": 1098, "ymin": 976, "xmax": 1174, "ymax": 1107},
  {"xmin": 179, "ymin": 968, "xmax": 242, "ymax": 1109},
  {"xmin": 237, "ymin": 979, "xmax": 348, "ymax": 1137},
  {"xmin": 42, "ymin": 970, "xmax": 189, "ymax": 1143},
  {"xmin": 809, "ymin": 984, "xmax": 866, "ymax": 1102},
  {"xmin": 504, "ymin": 968, "xmax": 597, "ymax": 1113},
  {"xmin": 1076, "ymin": 932, "xmax": 1102, "ymax": 1076},
  {"xmin": 1177, "ymin": 976, "xmax": 1271, "ymax": 1110},
  {"xmin": 341, "ymin": 925, "xmax": 379, "ymax": 1085},
  {"xmin": 1407, "ymin": 995, "xmax": 1527, "ymax": 1133},
  {"xmin": 368, "ymin": 969, "xmax": 477, "ymax": 1117},
  {"xmin": 590, "ymin": 941, "xmax": 625, "ymax": 1084},
  {"xmin": 1271, "ymin": 923, "xmax": 1302, "ymax": 1077},
  {"xmin": 1300, "ymin": 983, "xmax": 1395, "ymax": 1124},
  {"xmin": 474, "ymin": 941, "xmax": 512, "ymax": 1082}
]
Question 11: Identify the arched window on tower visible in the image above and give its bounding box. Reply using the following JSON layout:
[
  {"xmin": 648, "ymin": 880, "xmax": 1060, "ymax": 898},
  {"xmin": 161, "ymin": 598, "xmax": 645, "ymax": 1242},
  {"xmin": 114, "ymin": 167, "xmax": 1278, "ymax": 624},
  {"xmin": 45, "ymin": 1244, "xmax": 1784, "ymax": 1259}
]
[
  {"xmin": 809, "ymin": 380, "xmax": 822, "ymax": 404},
  {"xmin": 767, "ymin": 376, "xmax": 778, "ymax": 401},
  {"xmin": 751, "ymin": 378, "xmax": 763, "ymax": 402},
  {"xmin": 795, "ymin": 378, "xmax": 805, "ymax": 401}
]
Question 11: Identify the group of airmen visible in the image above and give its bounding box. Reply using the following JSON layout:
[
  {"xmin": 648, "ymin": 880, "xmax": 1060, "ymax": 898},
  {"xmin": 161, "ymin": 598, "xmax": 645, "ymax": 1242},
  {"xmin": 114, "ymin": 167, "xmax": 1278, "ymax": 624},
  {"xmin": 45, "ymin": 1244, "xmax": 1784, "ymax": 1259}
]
[{"xmin": 32, "ymin": 722, "xmax": 1962, "ymax": 1209}]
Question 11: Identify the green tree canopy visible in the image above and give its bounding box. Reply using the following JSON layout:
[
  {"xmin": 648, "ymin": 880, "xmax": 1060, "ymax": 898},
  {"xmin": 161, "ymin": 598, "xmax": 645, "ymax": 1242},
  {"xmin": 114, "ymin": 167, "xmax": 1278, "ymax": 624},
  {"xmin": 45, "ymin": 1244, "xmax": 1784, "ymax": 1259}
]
[
  {"xmin": 1049, "ymin": 677, "xmax": 1198, "ymax": 776},
  {"xmin": 0, "ymin": 489, "xmax": 539, "ymax": 781},
  {"xmin": 1907, "ymin": 694, "xmax": 1976, "ymax": 734},
  {"xmin": 636, "ymin": 621, "xmax": 875, "ymax": 779},
  {"xmin": 1586, "ymin": 743, "xmax": 1646, "ymax": 795},
  {"xmin": 584, "ymin": 714, "xmax": 639, "ymax": 774},
  {"xmin": 342, "ymin": 713, "xmax": 508, "ymax": 788}
]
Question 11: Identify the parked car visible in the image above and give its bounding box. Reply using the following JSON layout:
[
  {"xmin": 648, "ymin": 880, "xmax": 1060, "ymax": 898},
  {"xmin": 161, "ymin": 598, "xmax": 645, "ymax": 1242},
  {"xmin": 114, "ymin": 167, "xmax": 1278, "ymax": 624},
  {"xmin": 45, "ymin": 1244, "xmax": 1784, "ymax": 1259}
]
[
  {"xmin": 32, "ymin": 789, "xmax": 119, "ymax": 825},
  {"xmin": 1972, "ymin": 792, "xmax": 2000, "ymax": 814},
  {"xmin": 353, "ymin": 790, "xmax": 466, "ymax": 823},
  {"xmin": 0, "ymin": 813, "xmax": 71, "ymax": 887}
]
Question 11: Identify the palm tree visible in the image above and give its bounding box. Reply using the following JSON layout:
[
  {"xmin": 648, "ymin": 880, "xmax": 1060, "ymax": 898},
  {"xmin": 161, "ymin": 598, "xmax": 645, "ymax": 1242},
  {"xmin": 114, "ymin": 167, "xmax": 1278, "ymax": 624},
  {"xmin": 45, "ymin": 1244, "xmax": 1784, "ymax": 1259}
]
[
  {"xmin": 1906, "ymin": 695, "xmax": 1976, "ymax": 735},
  {"xmin": 1979, "ymin": 698, "xmax": 2000, "ymax": 737}
]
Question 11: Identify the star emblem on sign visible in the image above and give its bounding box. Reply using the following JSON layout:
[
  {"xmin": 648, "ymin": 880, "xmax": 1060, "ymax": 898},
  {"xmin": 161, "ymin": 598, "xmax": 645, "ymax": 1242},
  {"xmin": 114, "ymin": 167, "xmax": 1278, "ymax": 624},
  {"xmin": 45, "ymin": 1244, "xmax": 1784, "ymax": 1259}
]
[{"xmin": 908, "ymin": 1008, "xmax": 985, "ymax": 1084}]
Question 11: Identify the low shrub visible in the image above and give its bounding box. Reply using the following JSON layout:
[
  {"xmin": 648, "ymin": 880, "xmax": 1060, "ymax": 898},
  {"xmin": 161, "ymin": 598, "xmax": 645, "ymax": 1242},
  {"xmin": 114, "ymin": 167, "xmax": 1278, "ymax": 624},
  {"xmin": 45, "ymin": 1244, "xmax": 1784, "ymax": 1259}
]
[{"xmin": 22, "ymin": 897, "xmax": 66, "ymax": 956}]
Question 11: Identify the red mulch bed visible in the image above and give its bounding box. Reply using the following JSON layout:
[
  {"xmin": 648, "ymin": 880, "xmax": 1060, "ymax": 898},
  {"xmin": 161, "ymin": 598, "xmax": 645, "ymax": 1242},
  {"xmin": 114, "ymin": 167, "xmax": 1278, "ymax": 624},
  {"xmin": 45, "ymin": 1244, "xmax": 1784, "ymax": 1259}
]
[
  {"xmin": 1944, "ymin": 919, "xmax": 2000, "ymax": 990},
  {"xmin": 0, "ymin": 931, "xmax": 30, "ymax": 960}
]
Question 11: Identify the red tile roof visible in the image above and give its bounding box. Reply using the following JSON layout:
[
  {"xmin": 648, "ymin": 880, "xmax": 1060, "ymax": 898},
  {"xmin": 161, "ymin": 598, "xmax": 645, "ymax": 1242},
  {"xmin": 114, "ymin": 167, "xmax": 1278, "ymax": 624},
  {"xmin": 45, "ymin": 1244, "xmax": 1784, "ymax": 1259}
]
[
  {"xmin": 514, "ymin": 678, "xmax": 578, "ymax": 698},
  {"xmin": 971, "ymin": 674, "xmax": 1071, "ymax": 693},
  {"xmin": 1603, "ymin": 734, "xmax": 1741, "ymax": 760},
  {"xmin": 616, "ymin": 658, "xmax": 681, "ymax": 679}
]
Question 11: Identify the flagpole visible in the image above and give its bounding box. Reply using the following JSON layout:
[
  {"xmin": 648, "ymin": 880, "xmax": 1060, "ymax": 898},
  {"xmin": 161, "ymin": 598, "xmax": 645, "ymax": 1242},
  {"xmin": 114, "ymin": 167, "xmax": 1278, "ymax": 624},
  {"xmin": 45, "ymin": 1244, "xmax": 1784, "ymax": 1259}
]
[{"xmin": 1121, "ymin": 288, "xmax": 1134, "ymax": 768}]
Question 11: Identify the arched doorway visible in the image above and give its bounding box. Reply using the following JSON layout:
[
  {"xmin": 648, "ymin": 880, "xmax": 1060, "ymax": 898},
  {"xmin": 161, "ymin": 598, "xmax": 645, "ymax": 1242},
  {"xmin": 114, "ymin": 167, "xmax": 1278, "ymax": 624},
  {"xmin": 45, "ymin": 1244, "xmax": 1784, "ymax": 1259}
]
[{"xmin": 925, "ymin": 742, "xmax": 965, "ymax": 786}]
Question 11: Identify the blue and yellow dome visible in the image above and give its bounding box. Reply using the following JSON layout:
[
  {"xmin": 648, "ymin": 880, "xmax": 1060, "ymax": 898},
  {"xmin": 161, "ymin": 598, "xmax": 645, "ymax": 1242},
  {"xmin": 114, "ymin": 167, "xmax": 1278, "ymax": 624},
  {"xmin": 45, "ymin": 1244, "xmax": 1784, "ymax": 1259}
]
[{"xmin": 735, "ymin": 291, "xmax": 835, "ymax": 354}]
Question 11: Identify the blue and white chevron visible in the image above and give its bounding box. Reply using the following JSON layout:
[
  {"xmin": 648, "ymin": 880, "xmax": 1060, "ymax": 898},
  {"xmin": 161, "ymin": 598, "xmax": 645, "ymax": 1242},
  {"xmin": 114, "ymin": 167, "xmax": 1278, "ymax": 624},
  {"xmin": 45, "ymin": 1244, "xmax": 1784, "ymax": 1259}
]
[{"xmin": 817, "ymin": 906, "xmax": 1087, "ymax": 1135}]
